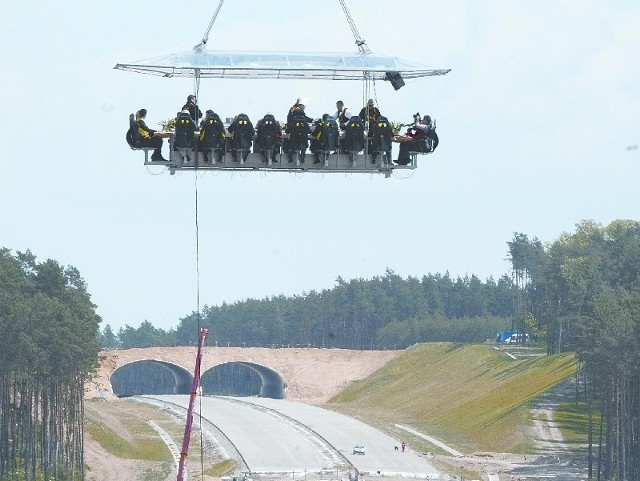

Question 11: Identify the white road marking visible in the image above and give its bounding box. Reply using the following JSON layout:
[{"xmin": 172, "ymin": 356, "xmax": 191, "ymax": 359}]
[{"xmin": 394, "ymin": 424, "xmax": 463, "ymax": 457}]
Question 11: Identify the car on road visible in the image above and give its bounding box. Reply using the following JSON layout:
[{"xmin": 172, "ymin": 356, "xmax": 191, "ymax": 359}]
[{"xmin": 352, "ymin": 444, "xmax": 366, "ymax": 455}]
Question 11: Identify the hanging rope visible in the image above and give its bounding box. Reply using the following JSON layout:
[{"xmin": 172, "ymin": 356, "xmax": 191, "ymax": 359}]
[
  {"xmin": 194, "ymin": 171, "xmax": 205, "ymax": 481},
  {"xmin": 193, "ymin": 71, "xmax": 201, "ymax": 107},
  {"xmin": 191, "ymin": 69, "xmax": 207, "ymax": 471},
  {"xmin": 194, "ymin": 177, "xmax": 201, "ymax": 335}
]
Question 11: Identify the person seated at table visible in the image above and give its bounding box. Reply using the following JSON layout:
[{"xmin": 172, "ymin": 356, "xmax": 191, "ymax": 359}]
[
  {"xmin": 134, "ymin": 108, "xmax": 169, "ymax": 162},
  {"xmin": 359, "ymin": 98, "xmax": 382, "ymax": 153},
  {"xmin": 358, "ymin": 98, "xmax": 381, "ymax": 125},
  {"xmin": 182, "ymin": 95, "xmax": 203, "ymax": 121},
  {"xmin": 286, "ymin": 97, "xmax": 313, "ymax": 130},
  {"xmin": 395, "ymin": 113, "xmax": 438, "ymax": 164}
]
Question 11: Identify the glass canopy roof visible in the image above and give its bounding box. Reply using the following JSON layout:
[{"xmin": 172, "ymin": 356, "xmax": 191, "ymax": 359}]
[{"xmin": 114, "ymin": 50, "xmax": 451, "ymax": 80}]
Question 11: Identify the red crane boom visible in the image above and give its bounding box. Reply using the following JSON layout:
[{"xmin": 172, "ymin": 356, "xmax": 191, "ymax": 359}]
[{"xmin": 177, "ymin": 328, "xmax": 208, "ymax": 481}]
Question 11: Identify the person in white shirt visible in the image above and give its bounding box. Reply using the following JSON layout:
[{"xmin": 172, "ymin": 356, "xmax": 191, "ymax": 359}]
[{"xmin": 333, "ymin": 100, "xmax": 352, "ymax": 129}]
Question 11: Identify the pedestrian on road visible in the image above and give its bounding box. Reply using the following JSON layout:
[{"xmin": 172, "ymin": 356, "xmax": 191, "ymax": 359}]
[{"xmin": 401, "ymin": 441, "xmax": 406, "ymax": 452}]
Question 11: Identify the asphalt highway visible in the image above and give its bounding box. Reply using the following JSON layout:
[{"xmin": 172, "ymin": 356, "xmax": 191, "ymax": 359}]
[{"xmin": 145, "ymin": 395, "xmax": 443, "ymax": 478}]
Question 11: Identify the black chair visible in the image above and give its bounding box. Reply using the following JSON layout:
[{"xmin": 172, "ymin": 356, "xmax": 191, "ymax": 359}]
[
  {"xmin": 199, "ymin": 112, "xmax": 226, "ymax": 163},
  {"xmin": 126, "ymin": 113, "xmax": 141, "ymax": 148},
  {"xmin": 370, "ymin": 116, "xmax": 393, "ymax": 165},
  {"xmin": 317, "ymin": 116, "xmax": 339, "ymax": 166},
  {"xmin": 287, "ymin": 115, "xmax": 310, "ymax": 165},
  {"xmin": 343, "ymin": 116, "xmax": 365, "ymax": 166},
  {"xmin": 256, "ymin": 114, "xmax": 280, "ymax": 165},
  {"xmin": 126, "ymin": 113, "xmax": 156, "ymax": 162},
  {"xmin": 229, "ymin": 114, "xmax": 254, "ymax": 164},
  {"xmin": 174, "ymin": 111, "xmax": 197, "ymax": 163}
]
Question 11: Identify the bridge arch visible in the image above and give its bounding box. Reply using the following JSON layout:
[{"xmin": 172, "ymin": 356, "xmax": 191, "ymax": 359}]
[
  {"xmin": 111, "ymin": 359, "xmax": 193, "ymax": 397},
  {"xmin": 201, "ymin": 362, "xmax": 286, "ymax": 399}
]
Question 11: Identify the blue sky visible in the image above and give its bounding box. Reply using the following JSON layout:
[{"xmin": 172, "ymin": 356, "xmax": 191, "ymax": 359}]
[{"xmin": 1, "ymin": 1, "xmax": 638, "ymax": 333}]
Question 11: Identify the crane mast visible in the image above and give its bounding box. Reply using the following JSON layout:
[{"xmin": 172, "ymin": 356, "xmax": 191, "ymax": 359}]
[
  {"xmin": 193, "ymin": 0, "xmax": 225, "ymax": 51},
  {"xmin": 176, "ymin": 328, "xmax": 208, "ymax": 481},
  {"xmin": 338, "ymin": 0, "xmax": 371, "ymax": 54},
  {"xmin": 194, "ymin": 1, "xmax": 369, "ymax": 55}
]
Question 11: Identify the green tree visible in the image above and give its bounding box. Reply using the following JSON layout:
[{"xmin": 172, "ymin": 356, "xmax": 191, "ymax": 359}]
[
  {"xmin": 118, "ymin": 320, "xmax": 171, "ymax": 348},
  {"xmin": 0, "ymin": 248, "xmax": 100, "ymax": 481},
  {"xmin": 509, "ymin": 220, "xmax": 640, "ymax": 478},
  {"xmin": 100, "ymin": 324, "xmax": 119, "ymax": 349}
]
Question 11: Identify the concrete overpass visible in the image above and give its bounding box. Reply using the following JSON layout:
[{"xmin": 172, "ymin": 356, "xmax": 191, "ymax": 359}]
[{"xmin": 90, "ymin": 347, "xmax": 401, "ymax": 403}]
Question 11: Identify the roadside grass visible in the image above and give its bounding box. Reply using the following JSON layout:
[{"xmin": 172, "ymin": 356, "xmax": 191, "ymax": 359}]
[
  {"xmin": 327, "ymin": 342, "xmax": 577, "ymax": 454},
  {"xmin": 141, "ymin": 461, "xmax": 173, "ymax": 481},
  {"xmin": 554, "ymin": 400, "xmax": 596, "ymax": 446},
  {"xmin": 430, "ymin": 458, "xmax": 479, "ymax": 481},
  {"xmin": 206, "ymin": 459, "xmax": 239, "ymax": 477},
  {"xmin": 85, "ymin": 400, "xmax": 170, "ymax": 461},
  {"xmin": 85, "ymin": 398, "xmax": 231, "ymax": 478}
]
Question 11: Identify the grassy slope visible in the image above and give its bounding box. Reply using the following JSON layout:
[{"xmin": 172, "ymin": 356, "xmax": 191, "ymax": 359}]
[
  {"xmin": 326, "ymin": 342, "xmax": 577, "ymax": 453},
  {"xmin": 85, "ymin": 400, "xmax": 172, "ymax": 461},
  {"xmin": 85, "ymin": 399, "xmax": 237, "ymax": 479}
]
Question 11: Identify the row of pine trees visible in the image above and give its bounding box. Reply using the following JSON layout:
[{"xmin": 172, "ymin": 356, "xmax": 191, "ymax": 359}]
[
  {"xmin": 102, "ymin": 270, "xmax": 517, "ymax": 350},
  {"xmin": 0, "ymin": 249, "xmax": 100, "ymax": 481},
  {"xmin": 507, "ymin": 220, "xmax": 640, "ymax": 480}
]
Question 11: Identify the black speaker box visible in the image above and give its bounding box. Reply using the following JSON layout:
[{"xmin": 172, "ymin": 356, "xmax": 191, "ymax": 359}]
[{"xmin": 385, "ymin": 71, "xmax": 405, "ymax": 90}]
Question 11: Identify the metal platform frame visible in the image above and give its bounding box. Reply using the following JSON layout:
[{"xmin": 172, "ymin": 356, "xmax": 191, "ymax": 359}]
[{"xmin": 151, "ymin": 135, "xmax": 423, "ymax": 177}]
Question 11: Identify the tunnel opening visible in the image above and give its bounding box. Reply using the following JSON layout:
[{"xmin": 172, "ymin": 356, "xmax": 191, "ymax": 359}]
[
  {"xmin": 201, "ymin": 362, "xmax": 285, "ymax": 399},
  {"xmin": 111, "ymin": 360, "xmax": 192, "ymax": 397},
  {"xmin": 201, "ymin": 363, "xmax": 262, "ymax": 397}
]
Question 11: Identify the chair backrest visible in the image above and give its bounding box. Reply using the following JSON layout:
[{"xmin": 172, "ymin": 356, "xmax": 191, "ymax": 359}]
[
  {"xmin": 257, "ymin": 114, "xmax": 279, "ymax": 150},
  {"xmin": 371, "ymin": 116, "xmax": 392, "ymax": 152},
  {"xmin": 231, "ymin": 114, "xmax": 254, "ymax": 149},
  {"xmin": 289, "ymin": 115, "xmax": 310, "ymax": 149},
  {"xmin": 415, "ymin": 119, "xmax": 438, "ymax": 153},
  {"xmin": 344, "ymin": 116, "xmax": 365, "ymax": 151},
  {"xmin": 174, "ymin": 112, "xmax": 196, "ymax": 148},
  {"xmin": 200, "ymin": 113, "xmax": 225, "ymax": 148},
  {"xmin": 320, "ymin": 116, "xmax": 339, "ymax": 151},
  {"xmin": 126, "ymin": 113, "xmax": 142, "ymax": 149}
]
